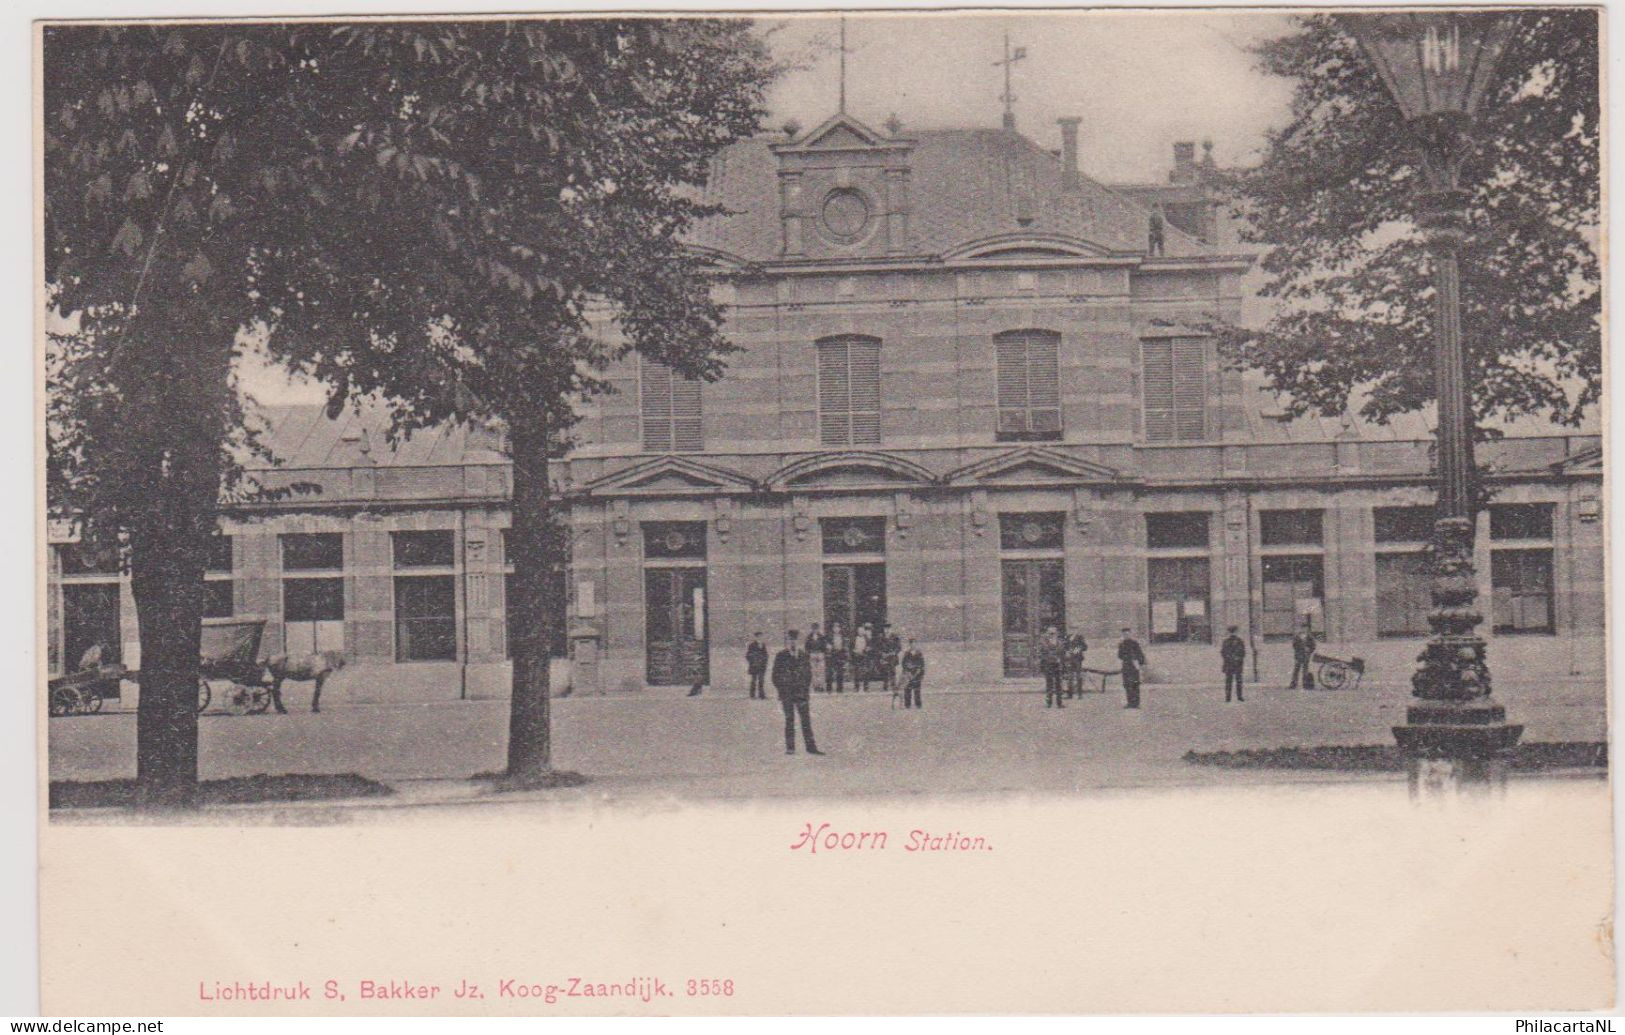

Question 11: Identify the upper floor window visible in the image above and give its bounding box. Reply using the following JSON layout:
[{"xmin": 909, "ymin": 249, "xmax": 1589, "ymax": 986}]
[
  {"xmin": 1374, "ymin": 506, "xmax": 1434, "ymax": 544},
  {"xmin": 281, "ymin": 532, "xmax": 343, "ymax": 572},
  {"xmin": 1259, "ymin": 509, "xmax": 1324, "ymax": 547},
  {"xmin": 1490, "ymin": 503, "xmax": 1554, "ymax": 541},
  {"xmin": 1146, "ymin": 512, "xmax": 1210, "ymax": 550},
  {"xmin": 640, "ymin": 358, "xmax": 703, "ymax": 453},
  {"xmin": 1141, "ymin": 336, "xmax": 1206, "ymax": 442},
  {"xmin": 393, "ymin": 530, "xmax": 455, "ymax": 569},
  {"xmin": 817, "ymin": 335, "xmax": 882, "ymax": 446},
  {"xmin": 995, "ymin": 330, "xmax": 1062, "ymax": 442}
]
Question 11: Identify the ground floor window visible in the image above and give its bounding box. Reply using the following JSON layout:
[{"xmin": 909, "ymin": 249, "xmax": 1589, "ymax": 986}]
[
  {"xmin": 62, "ymin": 582, "xmax": 120, "ymax": 670},
  {"xmin": 1148, "ymin": 556, "xmax": 1212, "ymax": 644},
  {"xmin": 1491, "ymin": 549, "xmax": 1554, "ymax": 634},
  {"xmin": 394, "ymin": 575, "xmax": 456, "ymax": 661},
  {"xmin": 285, "ymin": 576, "xmax": 345, "ymax": 655},
  {"xmin": 1261, "ymin": 554, "xmax": 1323, "ymax": 639},
  {"xmin": 1375, "ymin": 552, "xmax": 1431, "ymax": 638}
]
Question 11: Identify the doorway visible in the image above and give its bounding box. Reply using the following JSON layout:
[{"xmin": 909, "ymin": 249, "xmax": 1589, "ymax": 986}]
[
  {"xmin": 644, "ymin": 567, "xmax": 708, "ymax": 686},
  {"xmin": 1001, "ymin": 558, "xmax": 1066, "ymax": 676},
  {"xmin": 823, "ymin": 563, "xmax": 887, "ymax": 636}
]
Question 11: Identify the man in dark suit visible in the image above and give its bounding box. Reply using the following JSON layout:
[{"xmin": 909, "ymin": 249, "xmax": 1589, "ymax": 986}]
[
  {"xmin": 1290, "ymin": 620, "xmax": 1318, "ymax": 689},
  {"xmin": 900, "ymin": 638, "xmax": 925, "ymax": 710},
  {"xmin": 1221, "ymin": 625, "xmax": 1247, "ymax": 703},
  {"xmin": 1039, "ymin": 627, "xmax": 1065, "ymax": 709},
  {"xmin": 772, "ymin": 630, "xmax": 822, "ymax": 755},
  {"xmin": 1117, "ymin": 627, "xmax": 1147, "ymax": 709},
  {"xmin": 745, "ymin": 632, "xmax": 768, "ymax": 699}
]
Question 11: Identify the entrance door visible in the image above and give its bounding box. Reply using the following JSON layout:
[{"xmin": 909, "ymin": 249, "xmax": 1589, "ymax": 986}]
[
  {"xmin": 645, "ymin": 567, "xmax": 708, "ymax": 685},
  {"xmin": 63, "ymin": 582, "xmax": 121, "ymax": 671},
  {"xmin": 823, "ymin": 563, "xmax": 886, "ymax": 635},
  {"xmin": 1002, "ymin": 559, "xmax": 1066, "ymax": 676}
]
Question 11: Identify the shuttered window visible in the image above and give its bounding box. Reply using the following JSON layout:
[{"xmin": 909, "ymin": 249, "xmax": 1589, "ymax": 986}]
[
  {"xmin": 1142, "ymin": 337, "xmax": 1207, "ymax": 442},
  {"xmin": 640, "ymin": 358, "xmax": 703, "ymax": 453},
  {"xmin": 995, "ymin": 330, "xmax": 1062, "ymax": 441},
  {"xmin": 817, "ymin": 335, "xmax": 882, "ymax": 446}
]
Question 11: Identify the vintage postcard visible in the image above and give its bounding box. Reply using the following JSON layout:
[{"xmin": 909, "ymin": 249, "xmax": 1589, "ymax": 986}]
[{"xmin": 35, "ymin": 5, "xmax": 1612, "ymax": 1016}]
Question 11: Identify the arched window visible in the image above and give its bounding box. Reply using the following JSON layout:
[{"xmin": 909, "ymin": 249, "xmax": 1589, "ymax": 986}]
[
  {"xmin": 816, "ymin": 335, "xmax": 882, "ymax": 446},
  {"xmin": 994, "ymin": 329, "xmax": 1062, "ymax": 442},
  {"xmin": 640, "ymin": 357, "xmax": 703, "ymax": 453}
]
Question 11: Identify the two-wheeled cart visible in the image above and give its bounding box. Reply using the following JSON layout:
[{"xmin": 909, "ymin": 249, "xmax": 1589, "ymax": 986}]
[{"xmin": 198, "ymin": 619, "xmax": 274, "ymax": 715}]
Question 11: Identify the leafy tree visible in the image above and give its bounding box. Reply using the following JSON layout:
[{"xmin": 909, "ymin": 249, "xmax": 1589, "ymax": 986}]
[
  {"xmin": 44, "ymin": 26, "xmax": 338, "ymax": 803},
  {"xmin": 45, "ymin": 20, "xmax": 775, "ymax": 799},
  {"xmin": 1216, "ymin": 11, "xmax": 1600, "ymax": 434},
  {"xmin": 261, "ymin": 20, "xmax": 776, "ymax": 781}
]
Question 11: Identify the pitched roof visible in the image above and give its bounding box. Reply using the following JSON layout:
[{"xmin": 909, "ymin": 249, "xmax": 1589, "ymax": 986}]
[
  {"xmin": 687, "ymin": 125, "xmax": 1214, "ymax": 264},
  {"xmin": 244, "ymin": 401, "xmax": 503, "ymax": 470}
]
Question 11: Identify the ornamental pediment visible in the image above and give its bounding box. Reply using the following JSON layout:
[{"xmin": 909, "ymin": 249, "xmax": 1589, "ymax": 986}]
[
  {"xmin": 944, "ymin": 447, "xmax": 1122, "ymax": 486},
  {"xmin": 764, "ymin": 451, "xmax": 937, "ymax": 492},
  {"xmin": 579, "ymin": 456, "xmax": 756, "ymax": 497}
]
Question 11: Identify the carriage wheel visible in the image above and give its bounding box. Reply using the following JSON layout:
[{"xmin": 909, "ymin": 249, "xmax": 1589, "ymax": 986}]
[
  {"xmin": 49, "ymin": 687, "xmax": 74, "ymax": 717},
  {"xmin": 224, "ymin": 684, "xmax": 254, "ymax": 715},
  {"xmin": 82, "ymin": 691, "xmax": 104, "ymax": 714},
  {"xmin": 246, "ymin": 687, "xmax": 272, "ymax": 715},
  {"xmin": 196, "ymin": 679, "xmax": 212, "ymax": 714},
  {"xmin": 1318, "ymin": 663, "xmax": 1349, "ymax": 691}
]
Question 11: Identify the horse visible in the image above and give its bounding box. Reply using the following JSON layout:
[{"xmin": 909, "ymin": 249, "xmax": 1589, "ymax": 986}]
[{"xmin": 265, "ymin": 650, "xmax": 348, "ymax": 713}]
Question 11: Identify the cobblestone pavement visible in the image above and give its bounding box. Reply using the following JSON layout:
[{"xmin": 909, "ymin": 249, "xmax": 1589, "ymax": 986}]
[{"xmin": 47, "ymin": 676, "xmax": 1606, "ymax": 802}]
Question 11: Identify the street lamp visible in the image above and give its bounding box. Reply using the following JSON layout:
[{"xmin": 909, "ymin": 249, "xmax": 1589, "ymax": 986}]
[{"xmin": 1344, "ymin": 12, "xmax": 1523, "ymax": 775}]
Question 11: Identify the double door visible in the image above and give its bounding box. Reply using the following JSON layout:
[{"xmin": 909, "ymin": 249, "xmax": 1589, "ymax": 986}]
[
  {"xmin": 822, "ymin": 563, "xmax": 887, "ymax": 637},
  {"xmin": 1002, "ymin": 558, "xmax": 1066, "ymax": 676},
  {"xmin": 645, "ymin": 567, "xmax": 708, "ymax": 686}
]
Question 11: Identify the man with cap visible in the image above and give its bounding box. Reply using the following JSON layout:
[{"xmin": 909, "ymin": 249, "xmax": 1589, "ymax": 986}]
[
  {"xmin": 771, "ymin": 629, "xmax": 822, "ymax": 755},
  {"xmin": 1117, "ymin": 627, "xmax": 1148, "ymax": 710},
  {"xmin": 1220, "ymin": 625, "xmax": 1247, "ymax": 703}
]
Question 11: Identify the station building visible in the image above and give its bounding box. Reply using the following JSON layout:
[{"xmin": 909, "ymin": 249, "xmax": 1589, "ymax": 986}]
[{"xmin": 45, "ymin": 112, "xmax": 1604, "ymax": 700}]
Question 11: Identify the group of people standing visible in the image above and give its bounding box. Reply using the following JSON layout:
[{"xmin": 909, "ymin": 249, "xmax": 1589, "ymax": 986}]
[
  {"xmin": 749, "ymin": 626, "xmax": 931, "ymax": 755},
  {"xmin": 750, "ymin": 621, "xmax": 908, "ymax": 697},
  {"xmin": 1034, "ymin": 627, "xmax": 1150, "ymax": 710}
]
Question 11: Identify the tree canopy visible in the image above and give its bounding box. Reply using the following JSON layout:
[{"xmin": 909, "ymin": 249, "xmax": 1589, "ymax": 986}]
[{"xmin": 1217, "ymin": 10, "xmax": 1600, "ymax": 433}]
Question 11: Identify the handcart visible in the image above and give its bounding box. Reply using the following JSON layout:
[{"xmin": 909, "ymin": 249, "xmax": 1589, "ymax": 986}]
[{"xmin": 1310, "ymin": 652, "xmax": 1366, "ymax": 691}]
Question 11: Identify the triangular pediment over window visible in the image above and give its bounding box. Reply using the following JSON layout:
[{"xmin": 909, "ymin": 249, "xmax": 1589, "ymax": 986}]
[
  {"xmin": 579, "ymin": 456, "xmax": 756, "ymax": 497},
  {"xmin": 944, "ymin": 447, "xmax": 1123, "ymax": 487},
  {"xmin": 776, "ymin": 113, "xmax": 902, "ymax": 154}
]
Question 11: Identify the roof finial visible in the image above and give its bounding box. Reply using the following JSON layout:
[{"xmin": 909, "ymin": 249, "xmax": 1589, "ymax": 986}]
[
  {"xmin": 838, "ymin": 15, "xmax": 849, "ymax": 114},
  {"xmin": 994, "ymin": 30, "xmax": 1027, "ymax": 130}
]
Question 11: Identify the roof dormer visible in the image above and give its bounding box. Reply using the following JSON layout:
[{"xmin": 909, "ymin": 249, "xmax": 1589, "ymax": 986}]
[{"xmin": 770, "ymin": 112, "xmax": 915, "ymax": 260}]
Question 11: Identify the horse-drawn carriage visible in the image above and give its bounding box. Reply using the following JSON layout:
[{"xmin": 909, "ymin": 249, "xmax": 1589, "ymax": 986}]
[
  {"xmin": 1309, "ymin": 651, "xmax": 1366, "ymax": 691},
  {"xmin": 197, "ymin": 619, "xmax": 275, "ymax": 714}
]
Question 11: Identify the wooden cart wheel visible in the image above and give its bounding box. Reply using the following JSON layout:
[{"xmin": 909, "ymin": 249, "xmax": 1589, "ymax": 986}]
[
  {"xmin": 82, "ymin": 690, "xmax": 104, "ymax": 714},
  {"xmin": 49, "ymin": 687, "xmax": 74, "ymax": 717},
  {"xmin": 246, "ymin": 686, "xmax": 272, "ymax": 715},
  {"xmin": 196, "ymin": 678, "xmax": 212, "ymax": 714},
  {"xmin": 1318, "ymin": 662, "xmax": 1349, "ymax": 691}
]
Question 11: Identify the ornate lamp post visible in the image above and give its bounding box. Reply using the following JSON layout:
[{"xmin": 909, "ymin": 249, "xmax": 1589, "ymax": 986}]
[{"xmin": 1344, "ymin": 12, "xmax": 1523, "ymax": 775}]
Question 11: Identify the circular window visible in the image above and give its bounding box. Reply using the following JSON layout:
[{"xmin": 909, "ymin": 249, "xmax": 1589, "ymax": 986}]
[
  {"xmin": 1022, "ymin": 521, "xmax": 1047, "ymax": 544},
  {"xmin": 842, "ymin": 525, "xmax": 869, "ymax": 549},
  {"xmin": 663, "ymin": 530, "xmax": 688, "ymax": 552},
  {"xmin": 821, "ymin": 189, "xmax": 871, "ymax": 242}
]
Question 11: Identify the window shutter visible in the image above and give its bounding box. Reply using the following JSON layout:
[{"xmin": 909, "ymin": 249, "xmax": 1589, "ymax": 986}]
[
  {"xmin": 818, "ymin": 336, "xmax": 881, "ymax": 446},
  {"xmin": 1027, "ymin": 332, "xmax": 1061, "ymax": 432},
  {"xmin": 1173, "ymin": 337, "xmax": 1207, "ymax": 441},
  {"xmin": 996, "ymin": 335, "xmax": 1030, "ymax": 433},
  {"xmin": 671, "ymin": 376, "xmax": 703, "ymax": 452},
  {"xmin": 640, "ymin": 359, "xmax": 673, "ymax": 452},
  {"xmin": 1142, "ymin": 339, "xmax": 1175, "ymax": 442},
  {"xmin": 818, "ymin": 340, "xmax": 851, "ymax": 445}
]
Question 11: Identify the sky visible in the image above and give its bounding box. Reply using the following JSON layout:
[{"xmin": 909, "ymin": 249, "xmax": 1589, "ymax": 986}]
[{"xmin": 242, "ymin": 11, "xmax": 1301, "ymax": 406}]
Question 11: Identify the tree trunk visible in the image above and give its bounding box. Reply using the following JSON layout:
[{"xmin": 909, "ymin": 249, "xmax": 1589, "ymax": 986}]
[
  {"xmin": 505, "ymin": 408, "xmax": 554, "ymax": 778},
  {"xmin": 130, "ymin": 506, "xmax": 207, "ymax": 808}
]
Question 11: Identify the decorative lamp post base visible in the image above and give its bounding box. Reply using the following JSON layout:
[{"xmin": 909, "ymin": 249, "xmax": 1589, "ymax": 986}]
[{"xmin": 1394, "ymin": 703, "xmax": 1524, "ymax": 758}]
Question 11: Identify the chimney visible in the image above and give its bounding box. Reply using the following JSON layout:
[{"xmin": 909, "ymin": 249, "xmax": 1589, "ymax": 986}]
[
  {"xmin": 1170, "ymin": 141, "xmax": 1198, "ymax": 184},
  {"xmin": 1057, "ymin": 117, "xmax": 1081, "ymax": 191}
]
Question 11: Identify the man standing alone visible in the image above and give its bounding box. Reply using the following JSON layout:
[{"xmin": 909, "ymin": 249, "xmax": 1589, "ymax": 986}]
[
  {"xmin": 1290, "ymin": 620, "xmax": 1318, "ymax": 689},
  {"xmin": 1039, "ymin": 627, "xmax": 1065, "ymax": 709},
  {"xmin": 1117, "ymin": 627, "xmax": 1147, "ymax": 710},
  {"xmin": 1220, "ymin": 625, "xmax": 1247, "ymax": 703},
  {"xmin": 900, "ymin": 638, "xmax": 925, "ymax": 710},
  {"xmin": 772, "ymin": 630, "xmax": 822, "ymax": 755},
  {"xmin": 746, "ymin": 632, "xmax": 768, "ymax": 700}
]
